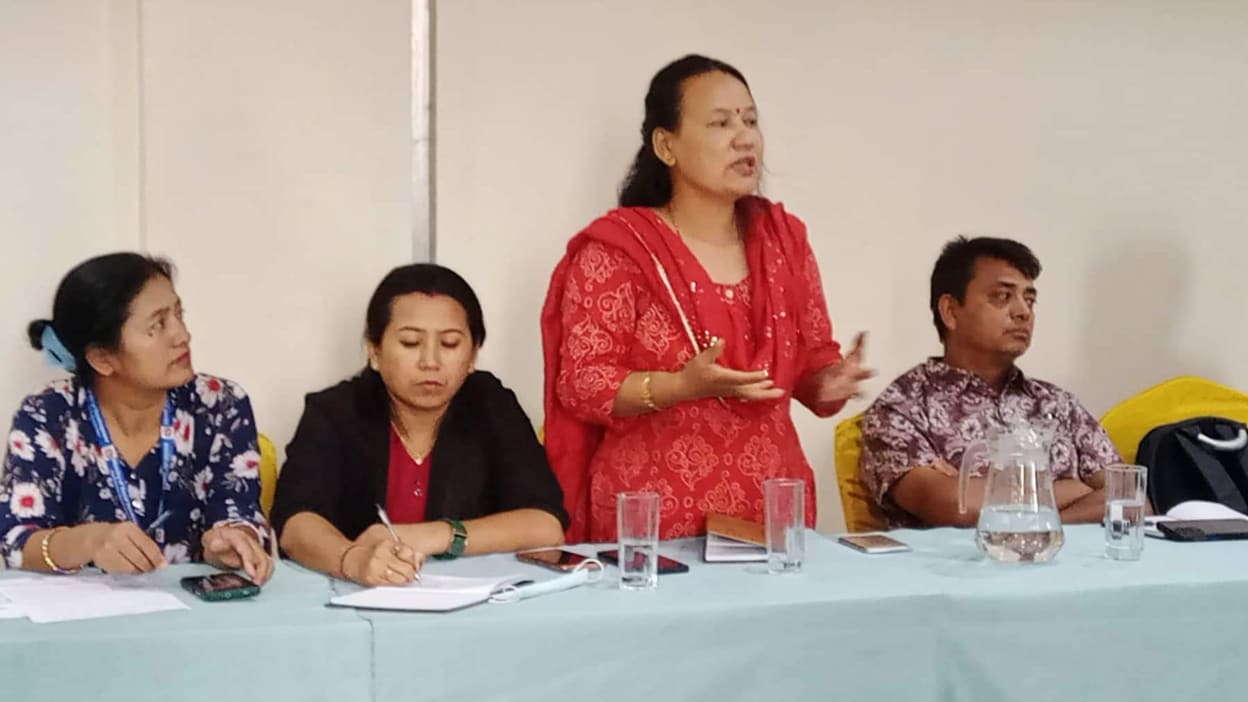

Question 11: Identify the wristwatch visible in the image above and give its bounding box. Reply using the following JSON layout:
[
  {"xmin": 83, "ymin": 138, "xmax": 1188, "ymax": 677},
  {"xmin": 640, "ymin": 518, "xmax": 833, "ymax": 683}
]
[{"xmin": 435, "ymin": 518, "xmax": 467, "ymax": 560}]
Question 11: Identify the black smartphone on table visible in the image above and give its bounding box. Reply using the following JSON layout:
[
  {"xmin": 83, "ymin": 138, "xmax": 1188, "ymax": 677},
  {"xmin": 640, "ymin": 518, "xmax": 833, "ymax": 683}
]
[
  {"xmin": 597, "ymin": 549, "xmax": 690, "ymax": 574},
  {"xmin": 180, "ymin": 573, "xmax": 261, "ymax": 602},
  {"xmin": 515, "ymin": 548, "xmax": 592, "ymax": 572},
  {"xmin": 1156, "ymin": 519, "xmax": 1248, "ymax": 542}
]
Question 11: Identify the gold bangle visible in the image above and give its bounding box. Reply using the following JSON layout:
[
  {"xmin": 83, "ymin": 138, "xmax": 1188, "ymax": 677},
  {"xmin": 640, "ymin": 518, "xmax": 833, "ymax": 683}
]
[
  {"xmin": 640, "ymin": 373, "xmax": 660, "ymax": 412},
  {"xmin": 41, "ymin": 527, "xmax": 81, "ymax": 575},
  {"xmin": 337, "ymin": 543, "xmax": 361, "ymax": 579}
]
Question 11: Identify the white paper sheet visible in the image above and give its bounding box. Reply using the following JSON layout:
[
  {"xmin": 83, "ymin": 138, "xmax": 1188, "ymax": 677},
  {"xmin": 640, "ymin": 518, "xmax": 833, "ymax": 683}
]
[
  {"xmin": 0, "ymin": 593, "xmax": 26, "ymax": 619},
  {"xmin": 0, "ymin": 575, "xmax": 187, "ymax": 624}
]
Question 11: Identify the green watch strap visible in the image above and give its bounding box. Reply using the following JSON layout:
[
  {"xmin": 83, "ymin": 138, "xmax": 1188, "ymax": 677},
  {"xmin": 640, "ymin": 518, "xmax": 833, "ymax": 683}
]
[{"xmin": 434, "ymin": 518, "xmax": 467, "ymax": 560}]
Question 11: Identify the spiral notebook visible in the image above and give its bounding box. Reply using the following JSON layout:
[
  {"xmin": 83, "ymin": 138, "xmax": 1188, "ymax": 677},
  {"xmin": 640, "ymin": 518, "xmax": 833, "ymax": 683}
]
[{"xmin": 328, "ymin": 573, "xmax": 529, "ymax": 612}]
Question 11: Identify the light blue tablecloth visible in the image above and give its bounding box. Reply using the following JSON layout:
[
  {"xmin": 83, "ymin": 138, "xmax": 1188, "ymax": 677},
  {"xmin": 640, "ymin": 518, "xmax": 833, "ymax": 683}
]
[
  {"xmin": 5, "ymin": 525, "xmax": 1248, "ymax": 702},
  {"xmin": 360, "ymin": 525, "xmax": 1248, "ymax": 702},
  {"xmin": 0, "ymin": 561, "xmax": 372, "ymax": 702}
]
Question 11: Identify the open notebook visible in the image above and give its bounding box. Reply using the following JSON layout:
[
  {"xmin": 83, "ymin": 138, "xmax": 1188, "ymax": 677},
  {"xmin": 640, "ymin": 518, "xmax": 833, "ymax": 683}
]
[
  {"xmin": 704, "ymin": 513, "xmax": 767, "ymax": 562},
  {"xmin": 1145, "ymin": 500, "xmax": 1248, "ymax": 538},
  {"xmin": 329, "ymin": 573, "xmax": 529, "ymax": 613}
]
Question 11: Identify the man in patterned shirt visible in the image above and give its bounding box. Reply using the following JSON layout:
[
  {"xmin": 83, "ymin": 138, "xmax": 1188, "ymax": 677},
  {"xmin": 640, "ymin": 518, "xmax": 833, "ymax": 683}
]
[{"xmin": 860, "ymin": 236, "xmax": 1121, "ymax": 528}]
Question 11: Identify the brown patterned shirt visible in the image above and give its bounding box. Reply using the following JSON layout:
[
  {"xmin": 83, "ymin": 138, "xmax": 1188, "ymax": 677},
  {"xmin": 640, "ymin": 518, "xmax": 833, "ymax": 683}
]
[{"xmin": 859, "ymin": 358, "xmax": 1121, "ymax": 527}]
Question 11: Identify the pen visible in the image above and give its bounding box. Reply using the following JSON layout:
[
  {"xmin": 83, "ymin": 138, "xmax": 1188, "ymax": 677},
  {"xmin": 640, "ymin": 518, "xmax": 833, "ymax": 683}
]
[
  {"xmin": 145, "ymin": 510, "xmax": 172, "ymax": 534},
  {"xmin": 375, "ymin": 504, "xmax": 421, "ymax": 582}
]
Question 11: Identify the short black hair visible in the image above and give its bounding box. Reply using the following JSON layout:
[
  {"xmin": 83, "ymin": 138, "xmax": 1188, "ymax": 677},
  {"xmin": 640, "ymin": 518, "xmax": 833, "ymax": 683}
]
[
  {"xmin": 930, "ymin": 236, "xmax": 1041, "ymax": 342},
  {"xmin": 28, "ymin": 253, "xmax": 175, "ymax": 383},
  {"xmin": 364, "ymin": 263, "xmax": 486, "ymax": 348}
]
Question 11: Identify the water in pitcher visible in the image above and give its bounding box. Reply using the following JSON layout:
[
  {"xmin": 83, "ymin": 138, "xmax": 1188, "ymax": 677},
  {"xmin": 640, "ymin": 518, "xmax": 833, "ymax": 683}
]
[{"xmin": 976, "ymin": 505, "xmax": 1064, "ymax": 563}]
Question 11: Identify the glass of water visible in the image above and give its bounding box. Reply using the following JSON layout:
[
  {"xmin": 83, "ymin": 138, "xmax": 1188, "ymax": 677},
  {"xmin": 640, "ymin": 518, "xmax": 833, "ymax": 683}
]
[
  {"xmin": 765, "ymin": 478, "xmax": 805, "ymax": 574},
  {"xmin": 1104, "ymin": 464, "xmax": 1148, "ymax": 561},
  {"xmin": 616, "ymin": 491, "xmax": 660, "ymax": 590}
]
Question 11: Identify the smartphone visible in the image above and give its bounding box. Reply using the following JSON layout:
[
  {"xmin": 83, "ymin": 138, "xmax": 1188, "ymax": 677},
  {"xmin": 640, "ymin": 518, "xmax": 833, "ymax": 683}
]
[
  {"xmin": 180, "ymin": 573, "xmax": 261, "ymax": 602},
  {"xmin": 597, "ymin": 549, "xmax": 690, "ymax": 574},
  {"xmin": 515, "ymin": 548, "xmax": 592, "ymax": 572},
  {"xmin": 1157, "ymin": 519, "xmax": 1248, "ymax": 542},
  {"xmin": 837, "ymin": 533, "xmax": 912, "ymax": 554}
]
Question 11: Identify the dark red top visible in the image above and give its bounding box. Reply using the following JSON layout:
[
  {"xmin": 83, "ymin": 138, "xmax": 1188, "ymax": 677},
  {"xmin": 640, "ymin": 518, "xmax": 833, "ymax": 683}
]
[{"xmin": 385, "ymin": 425, "xmax": 431, "ymax": 524}]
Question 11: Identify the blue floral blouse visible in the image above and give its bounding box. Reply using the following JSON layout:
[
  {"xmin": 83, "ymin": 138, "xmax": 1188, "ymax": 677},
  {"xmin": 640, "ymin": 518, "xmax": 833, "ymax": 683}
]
[{"xmin": 0, "ymin": 374, "xmax": 269, "ymax": 568}]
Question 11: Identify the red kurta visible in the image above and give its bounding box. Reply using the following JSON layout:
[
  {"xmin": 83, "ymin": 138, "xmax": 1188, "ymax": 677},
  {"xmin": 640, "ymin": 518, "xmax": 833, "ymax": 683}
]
[{"xmin": 542, "ymin": 197, "xmax": 844, "ymax": 542}]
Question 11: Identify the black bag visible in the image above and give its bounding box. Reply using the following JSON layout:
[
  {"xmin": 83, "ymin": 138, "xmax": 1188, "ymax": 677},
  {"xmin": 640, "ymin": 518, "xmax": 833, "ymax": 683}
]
[{"xmin": 1135, "ymin": 416, "xmax": 1248, "ymax": 514}]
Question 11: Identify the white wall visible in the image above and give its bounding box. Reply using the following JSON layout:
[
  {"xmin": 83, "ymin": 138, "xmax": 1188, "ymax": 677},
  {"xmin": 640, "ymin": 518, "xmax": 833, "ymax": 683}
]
[
  {"xmin": 0, "ymin": 0, "xmax": 417, "ymax": 455},
  {"xmin": 140, "ymin": 0, "xmax": 415, "ymax": 448},
  {"xmin": 5, "ymin": 1, "xmax": 1247, "ymax": 534},
  {"xmin": 0, "ymin": 0, "xmax": 140, "ymax": 423},
  {"xmin": 434, "ymin": 0, "xmax": 1248, "ymax": 532}
]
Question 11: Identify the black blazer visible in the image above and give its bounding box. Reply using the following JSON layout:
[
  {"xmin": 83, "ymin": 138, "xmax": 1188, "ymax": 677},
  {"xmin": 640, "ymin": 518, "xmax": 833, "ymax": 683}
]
[{"xmin": 271, "ymin": 370, "xmax": 568, "ymax": 541}]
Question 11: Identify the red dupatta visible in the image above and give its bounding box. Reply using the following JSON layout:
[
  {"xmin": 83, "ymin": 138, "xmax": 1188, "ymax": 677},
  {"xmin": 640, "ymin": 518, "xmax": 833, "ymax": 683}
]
[{"xmin": 541, "ymin": 197, "xmax": 813, "ymax": 542}]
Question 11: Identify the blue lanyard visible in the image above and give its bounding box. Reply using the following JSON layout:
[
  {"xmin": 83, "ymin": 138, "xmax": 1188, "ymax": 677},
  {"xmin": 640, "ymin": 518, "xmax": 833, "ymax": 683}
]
[{"xmin": 84, "ymin": 389, "xmax": 176, "ymax": 528}]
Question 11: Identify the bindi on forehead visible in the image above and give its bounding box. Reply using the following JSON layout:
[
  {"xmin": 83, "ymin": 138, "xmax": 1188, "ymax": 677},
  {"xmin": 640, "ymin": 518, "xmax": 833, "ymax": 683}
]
[{"xmin": 710, "ymin": 105, "xmax": 757, "ymax": 117}]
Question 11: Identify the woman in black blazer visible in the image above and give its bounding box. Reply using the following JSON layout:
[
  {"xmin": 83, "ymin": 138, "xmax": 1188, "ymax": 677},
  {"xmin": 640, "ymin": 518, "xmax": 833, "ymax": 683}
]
[{"xmin": 272, "ymin": 264, "xmax": 566, "ymax": 586}]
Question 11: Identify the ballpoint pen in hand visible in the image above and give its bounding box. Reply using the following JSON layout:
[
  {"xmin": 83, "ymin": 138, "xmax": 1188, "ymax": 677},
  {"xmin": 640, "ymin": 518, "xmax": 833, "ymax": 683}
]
[
  {"xmin": 376, "ymin": 504, "xmax": 421, "ymax": 582},
  {"xmin": 145, "ymin": 510, "xmax": 173, "ymax": 534}
]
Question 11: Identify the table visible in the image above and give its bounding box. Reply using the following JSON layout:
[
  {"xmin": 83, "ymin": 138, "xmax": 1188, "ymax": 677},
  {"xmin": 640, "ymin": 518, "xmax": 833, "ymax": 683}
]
[
  {"xmin": 0, "ymin": 561, "xmax": 372, "ymax": 702},
  {"xmin": 361, "ymin": 525, "xmax": 1248, "ymax": 702},
  {"xmin": 5, "ymin": 525, "xmax": 1248, "ymax": 702}
]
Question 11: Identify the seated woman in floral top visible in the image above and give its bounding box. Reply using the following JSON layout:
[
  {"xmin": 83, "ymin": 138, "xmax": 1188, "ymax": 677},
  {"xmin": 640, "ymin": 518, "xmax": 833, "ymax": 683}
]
[{"xmin": 0, "ymin": 253, "xmax": 273, "ymax": 583}]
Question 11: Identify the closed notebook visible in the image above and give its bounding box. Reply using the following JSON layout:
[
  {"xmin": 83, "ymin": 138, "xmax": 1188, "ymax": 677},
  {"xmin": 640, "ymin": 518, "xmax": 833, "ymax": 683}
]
[
  {"xmin": 329, "ymin": 573, "xmax": 528, "ymax": 612},
  {"xmin": 704, "ymin": 513, "xmax": 767, "ymax": 562}
]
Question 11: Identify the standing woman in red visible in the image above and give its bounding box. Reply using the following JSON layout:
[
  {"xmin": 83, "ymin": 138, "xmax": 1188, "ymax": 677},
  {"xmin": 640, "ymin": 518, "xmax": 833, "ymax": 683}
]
[{"xmin": 542, "ymin": 55, "xmax": 873, "ymax": 543}]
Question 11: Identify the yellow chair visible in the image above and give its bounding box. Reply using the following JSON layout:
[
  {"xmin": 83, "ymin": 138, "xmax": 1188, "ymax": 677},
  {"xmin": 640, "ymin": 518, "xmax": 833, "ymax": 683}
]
[
  {"xmin": 258, "ymin": 433, "xmax": 278, "ymax": 517},
  {"xmin": 834, "ymin": 414, "xmax": 887, "ymax": 533},
  {"xmin": 1100, "ymin": 376, "xmax": 1248, "ymax": 463}
]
